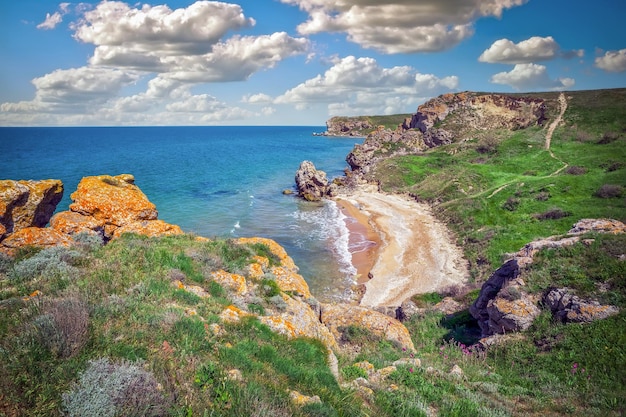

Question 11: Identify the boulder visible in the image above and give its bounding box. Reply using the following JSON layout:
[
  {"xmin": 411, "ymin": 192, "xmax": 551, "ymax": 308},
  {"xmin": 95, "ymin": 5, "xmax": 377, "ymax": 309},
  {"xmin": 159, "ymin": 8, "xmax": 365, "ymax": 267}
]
[
  {"xmin": 295, "ymin": 161, "xmax": 333, "ymax": 201},
  {"xmin": 69, "ymin": 174, "xmax": 157, "ymax": 227},
  {"xmin": 0, "ymin": 179, "xmax": 63, "ymax": 239},
  {"xmin": 543, "ymin": 288, "xmax": 619, "ymax": 323},
  {"xmin": 485, "ymin": 294, "xmax": 541, "ymax": 334},
  {"xmin": 320, "ymin": 304, "xmax": 415, "ymax": 352},
  {"xmin": 1, "ymin": 227, "xmax": 72, "ymax": 255},
  {"xmin": 50, "ymin": 211, "xmax": 105, "ymax": 237}
]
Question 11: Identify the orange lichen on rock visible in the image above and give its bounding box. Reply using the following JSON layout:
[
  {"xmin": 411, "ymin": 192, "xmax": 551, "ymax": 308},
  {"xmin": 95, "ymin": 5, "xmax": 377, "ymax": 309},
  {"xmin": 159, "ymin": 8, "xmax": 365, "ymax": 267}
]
[
  {"xmin": 321, "ymin": 304, "xmax": 415, "ymax": 352},
  {"xmin": 1, "ymin": 227, "xmax": 72, "ymax": 255},
  {"xmin": 236, "ymin": 237, "xmax": 297, "ymax": 270},
  {"xmin": 219, "ymin": 305, "xmax": 251, "ymax": 323},
  {"xmin": 113, "ymin": 219, "xmax": 183, "ymax": 239},
  {"xmin": 270, "ymin": 266, "xmax": 311, "ymax": 298},
  {"xmin": 69, "ymin": 174, "xmax": 158, "ymax": 227},
  {"xmin": 50, "ymin": 211, "xmax": 105, "ymax": 236},
  {"xmin": 211, "ymin": 270, "xmax": 248, "ymax": 295}
]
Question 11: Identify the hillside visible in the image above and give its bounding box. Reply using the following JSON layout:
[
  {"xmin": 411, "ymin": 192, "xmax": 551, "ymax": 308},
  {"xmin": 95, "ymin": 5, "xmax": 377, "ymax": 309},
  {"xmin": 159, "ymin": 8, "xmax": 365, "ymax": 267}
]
[{"xmin": 1, "ymin": 89, "xmax": 625, "ymax": 417}]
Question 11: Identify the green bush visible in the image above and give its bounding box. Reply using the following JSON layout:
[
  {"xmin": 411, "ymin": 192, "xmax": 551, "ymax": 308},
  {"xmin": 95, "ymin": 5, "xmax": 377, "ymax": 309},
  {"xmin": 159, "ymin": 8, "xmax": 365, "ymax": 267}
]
[
  {"xmin": 62, "ymin": 357, "xmax": 170, "ymax": 417},
  {"xmin": 9, "ymin": 246, "xmax": 82, "ymax": 282}
]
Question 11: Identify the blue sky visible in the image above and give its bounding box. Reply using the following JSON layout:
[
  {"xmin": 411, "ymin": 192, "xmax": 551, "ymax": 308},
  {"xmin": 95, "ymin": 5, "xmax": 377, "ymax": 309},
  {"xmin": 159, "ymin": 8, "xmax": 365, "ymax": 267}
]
[{"xmin": 1, "ymin": 0, "xmax": 625, "ymax": 126}]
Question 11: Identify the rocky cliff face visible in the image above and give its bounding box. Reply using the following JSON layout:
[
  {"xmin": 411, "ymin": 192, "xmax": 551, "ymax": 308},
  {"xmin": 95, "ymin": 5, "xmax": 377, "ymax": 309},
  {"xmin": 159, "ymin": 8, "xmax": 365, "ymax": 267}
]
[
  {"xmin": 294, "ymin": 161, "xmax": 338, "ymax": 201},
  {"xmin": 344, "ymin": 92, "xmax": 547, "ymax": 181},
  {"xmin": 325, "ymin": 117, "xmax": 373, "ymax": 136}
]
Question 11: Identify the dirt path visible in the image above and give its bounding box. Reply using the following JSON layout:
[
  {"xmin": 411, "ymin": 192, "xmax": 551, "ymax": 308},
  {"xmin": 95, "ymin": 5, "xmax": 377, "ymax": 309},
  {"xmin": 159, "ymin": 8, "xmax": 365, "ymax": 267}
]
[{"xmin": 338, "ymin": 186, "xmax": 469, "ymax": 307}]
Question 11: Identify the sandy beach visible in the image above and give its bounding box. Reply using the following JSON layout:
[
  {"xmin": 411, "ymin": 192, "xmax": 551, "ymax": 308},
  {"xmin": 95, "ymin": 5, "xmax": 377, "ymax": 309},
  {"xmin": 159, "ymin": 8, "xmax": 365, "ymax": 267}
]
[{"xmin": 336, "ymin": 185, "xmax": 468, "ymax": 307}]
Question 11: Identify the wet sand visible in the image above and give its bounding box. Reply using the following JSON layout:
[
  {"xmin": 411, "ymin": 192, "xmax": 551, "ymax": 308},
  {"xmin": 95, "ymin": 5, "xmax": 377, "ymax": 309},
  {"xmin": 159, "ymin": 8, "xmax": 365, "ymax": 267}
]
[{"xmin": 335, "ymin": 185, "xmax": 469, "ymax": 307}]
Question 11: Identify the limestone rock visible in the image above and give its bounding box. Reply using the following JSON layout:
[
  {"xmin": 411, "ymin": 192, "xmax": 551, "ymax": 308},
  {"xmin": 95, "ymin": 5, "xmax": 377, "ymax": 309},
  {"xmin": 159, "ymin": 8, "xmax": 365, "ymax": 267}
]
[
  {"xmin": 113, "ymin": 219, "xmax": 183, "ymax": 239},
  {"xmin": 289, "ymin": 390, "xmax": 321, "ymax": 407},
  {"xmin": 568, "ymin": 218, "xmax": 626, "ymax": 235},
  {"xmin": 485, "ymin": 295, "xmax": 541, "ymax": 334},
  {"xmin": 543, "ymin": 288, "xmax": 619, "ymax": 323},
  {"xmin": 50, "ymin": 211, "xmax": 105, "ymax": 237},
  {"xmin": 0, "ymin": 179, "xmax": 63, "ymax": 238},
  {"xmin": 325, "ymin": 117, "xmax": 373, "ymax": 136},
  {"xmin": 320, "ymin": 304, "xmax": 415, "ymax": 352},
  {"xmin": 295, "ymin": 161, "xmax": 333, "ymax": 201},
  {"xmin": 0, "ymin": 227, "xmax": 72, "ymax": 255}
]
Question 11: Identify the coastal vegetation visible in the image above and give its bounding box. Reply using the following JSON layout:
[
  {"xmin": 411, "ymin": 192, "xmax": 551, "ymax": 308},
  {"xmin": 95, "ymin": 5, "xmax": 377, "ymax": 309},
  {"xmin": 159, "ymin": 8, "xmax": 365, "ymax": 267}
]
[{"xmin": 1, "ymin": 89, "xmax": 625, "ymax": 416}]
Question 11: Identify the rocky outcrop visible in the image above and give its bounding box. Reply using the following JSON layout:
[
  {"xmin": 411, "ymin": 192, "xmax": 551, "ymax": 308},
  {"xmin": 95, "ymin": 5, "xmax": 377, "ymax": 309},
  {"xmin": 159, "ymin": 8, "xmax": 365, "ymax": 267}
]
[
  {"xmin": 543, "ymin": 288, "xmax": 619, "ymax": 323},
  {"xmin": 0, "ymin": 179, "xmax": 63, "ymax": 240},
  {"xmin": 344, "ymin": 92, "xmax": 547, "ymax": 181},
  {"xmin": 320, "ymin": 304, "xmax": 415, "ymax": 352},
  {"xmin": 52, "ymin": 174, "xmax": 182, "ymax": 241},
  {"xmin": 295, "ymin": 161, "xmax": 337, "ymax": 201},
  {"xmin": 0, "ymin": 174, "xmax": 183, "ymax": 255},
  {"xmin": 470, "ymin": 218, "xmax": 624, "ymax": 337},
  {"xmin": 325, "ymin": 117, "xmax": 373, "ymax": 136}
]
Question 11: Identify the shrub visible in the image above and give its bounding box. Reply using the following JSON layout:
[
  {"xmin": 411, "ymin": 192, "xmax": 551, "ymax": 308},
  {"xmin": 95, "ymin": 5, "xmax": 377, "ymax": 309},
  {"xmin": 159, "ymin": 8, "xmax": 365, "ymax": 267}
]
[
  {"xmin": 565, "ymin": 165, "xmax": 587, "ymax": 175},
  {"xmin": 62, "ymin": 357, "xmax": 170, "ymax": 417},
  {"xmin": 476, "ymin": 136, "xmax": 499, "ymax": 154},
  {"xmin": 533, "ymin": 207, "xmax": 571, "ymax": 221},
  {"xmin": 9, "ymin": 246, "xmax": 81, "ymax": 282},
  {"xmin": 32, "ymin": 294, "xmax": 89, "ymax": 358},
  {"xmin": 502, "ymin": 197, "xmax": 520, "ymax": 211},
  {"xmin": 534, "ymin": 191, "xmax": 550, "ymax": 201},
  {"xmin": 594, "ymin": 184, "xmax": 624, "ymax": 198},
  {"xmin": 0, "ymin": 251, "xmax": 12, "ymax": 273},
  {"xmin": 601, "ymin": 161, "xmax": 624, "ymax": 172},
  {"xmin": 73, "ymin": 232, "xmax": 104, "ymax": 251},
  {"xmin": 597, "ymin": 131, "xmax": 619, "ymax": 144}
]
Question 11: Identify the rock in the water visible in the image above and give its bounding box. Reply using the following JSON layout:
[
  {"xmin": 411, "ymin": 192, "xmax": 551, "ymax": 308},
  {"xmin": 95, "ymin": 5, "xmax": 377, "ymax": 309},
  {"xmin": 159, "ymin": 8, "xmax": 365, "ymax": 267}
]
[
  {"xmin": 0, "ymin": 179, "xmax": 63, "ymax": 239},
  {"xmin": 295, "ymin": 161, "xmax": 333, "ymax": 201}
]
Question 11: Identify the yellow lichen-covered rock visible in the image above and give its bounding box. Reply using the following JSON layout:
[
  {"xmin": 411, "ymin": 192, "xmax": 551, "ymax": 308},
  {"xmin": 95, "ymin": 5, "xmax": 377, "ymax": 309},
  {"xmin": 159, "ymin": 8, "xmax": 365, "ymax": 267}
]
[
  {"xmin": 236, "ymin": 237, "xmax": 297, "ymax": 270},
  {"xmin": 289, "ymin": 390, "xmax": 321, "ymax": 407},
  {"xmin": 248, "ymin": 255, "xmax": 269, "ymax": 279},
  {"xmin": 270, "ymin": 266, "xmax": 311, "ymax": 298},
  {"xmin": 70, "ymin": 174, "xmax": 157, "ymax": 226},
  {"xmin": 50, "ymin": 211, "xmax": 105, "ymax": 236},
  {"xmin": 0, "ymin": 179, "xmax": 64, "ymax": 238},
  {"xmin": 0, "ymin": 227, "xmax": 72, "ymax": 255},
  {"xmin": 321, "ymin": 304, "xmax": 415, "ymax": 352},
  {"xmin": 211, "ymin": 270, "xmax": 248, "ymax": 295},
  {"xmin": 219, "ymin": 305, "xmax": 251, "ymax": 323},
  {"xmin": 171, "ymin": 280, "xmax": 210, "ymax": 298},
  {"xmin": 113, "ymin": 219, "xmax": 183, "ymax": 239}
]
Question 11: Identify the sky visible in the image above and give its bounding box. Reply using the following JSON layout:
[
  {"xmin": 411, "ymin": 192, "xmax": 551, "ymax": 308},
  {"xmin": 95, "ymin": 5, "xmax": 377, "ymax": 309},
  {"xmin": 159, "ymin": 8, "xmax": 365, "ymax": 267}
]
[{"xmin": 1, "ymin": 0, "xmax": 625, "ymax": 126}]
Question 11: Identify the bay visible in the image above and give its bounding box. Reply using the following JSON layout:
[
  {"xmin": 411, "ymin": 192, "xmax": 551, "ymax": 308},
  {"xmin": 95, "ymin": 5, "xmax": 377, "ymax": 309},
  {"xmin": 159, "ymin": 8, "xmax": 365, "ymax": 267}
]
[{"xmin": 0, "ymin": 126, "xmax": 363, "ymax": 301}]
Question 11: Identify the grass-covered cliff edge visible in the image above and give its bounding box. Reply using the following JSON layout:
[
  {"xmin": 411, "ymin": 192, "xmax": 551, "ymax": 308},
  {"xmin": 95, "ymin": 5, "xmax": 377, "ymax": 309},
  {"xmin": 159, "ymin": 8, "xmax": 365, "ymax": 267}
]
[{"xmin": 1, "ymin": 89, "xmax": 625, "ymax": 417}]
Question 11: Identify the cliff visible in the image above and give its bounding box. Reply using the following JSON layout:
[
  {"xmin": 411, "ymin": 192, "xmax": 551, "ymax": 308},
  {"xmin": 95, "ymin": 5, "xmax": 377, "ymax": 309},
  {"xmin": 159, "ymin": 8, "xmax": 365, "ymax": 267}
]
[{"xmin": 344, "ymin": 92, "xmax": 548, "ymax": 180}]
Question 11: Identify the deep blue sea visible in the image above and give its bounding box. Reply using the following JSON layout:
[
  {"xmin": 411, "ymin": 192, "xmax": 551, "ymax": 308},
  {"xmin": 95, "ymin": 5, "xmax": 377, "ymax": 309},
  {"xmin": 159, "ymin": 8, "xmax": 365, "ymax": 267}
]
[{"xmin": 0, "ymin": 126, "xmax": 363, "ymax": 301}]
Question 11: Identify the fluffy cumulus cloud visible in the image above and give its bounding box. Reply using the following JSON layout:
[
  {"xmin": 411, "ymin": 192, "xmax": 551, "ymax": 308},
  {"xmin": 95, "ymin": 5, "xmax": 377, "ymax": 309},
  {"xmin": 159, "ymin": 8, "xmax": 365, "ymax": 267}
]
[
  {"xmin": 281, "ymin": 0, "xmax": 528, "ymax": 53},
  {"xmin": 3, "ymin": 1, "xmax": 310, "ymax": 125},
  {"xmin": 489, "ymin": 63, "xmax": 575, "ymax": 91},
  {"xmin": 73, "ymin": 1, "xmax": 309, "ymax": 80},
  {"xmin": 275, "ymin": 56, "xmax": 458, "ymax": 114},
  {"xmin": 595, "ymin": 49, "xmax": 626, "ymax": 72},
  {"xmin": 479, "ymin": 36, "xmax": 584, "ymax": 63}
]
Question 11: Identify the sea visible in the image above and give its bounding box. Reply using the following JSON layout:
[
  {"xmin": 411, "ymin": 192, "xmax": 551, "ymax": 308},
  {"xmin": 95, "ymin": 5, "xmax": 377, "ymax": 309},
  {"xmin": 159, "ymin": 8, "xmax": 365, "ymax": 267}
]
[{"xmin": 0, "ymin": 126, "xmax": 364, "ymax": 302}]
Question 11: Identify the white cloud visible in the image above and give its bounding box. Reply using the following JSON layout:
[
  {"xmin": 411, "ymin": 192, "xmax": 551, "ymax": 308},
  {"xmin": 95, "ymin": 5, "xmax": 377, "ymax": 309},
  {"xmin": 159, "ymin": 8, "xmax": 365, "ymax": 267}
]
[
  {"xmin": 479, "ymin": 36, "xmax": 586, "ymax": 64},
  {"xmin": 489, "ymin": 63, "xmax": 575, "ymax": 91},
  {"xmin": 479, "ymin": 36, "xmax": 559, "ymax": 64},
  {"xmin": 281, "ymin": 0, "xmax": 528, "ymax": 53},
  {"xmin": 595, "ymin": 49, "xmax": 626, "ymax": 72},
  {"xmin": 275, "ymin": 56, "xmax": 458, "ymax": 115},
  {"xmin": 243, "ymin": 93, "xmax": 273, "ymax": 104},
  {"xmin": 70, "ymin": 1, "xmax": 309, "ymax": 81},
  {"xmin": 37, "ymin": 12, "xmax": 64, "ymax": 30}
]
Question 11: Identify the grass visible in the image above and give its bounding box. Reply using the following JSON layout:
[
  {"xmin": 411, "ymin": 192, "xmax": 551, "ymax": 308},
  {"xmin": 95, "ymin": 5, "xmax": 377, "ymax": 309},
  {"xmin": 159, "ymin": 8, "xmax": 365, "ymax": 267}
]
[{"xmin": 1, "ymin": 89, "xmax": 624, "ymax": 417}]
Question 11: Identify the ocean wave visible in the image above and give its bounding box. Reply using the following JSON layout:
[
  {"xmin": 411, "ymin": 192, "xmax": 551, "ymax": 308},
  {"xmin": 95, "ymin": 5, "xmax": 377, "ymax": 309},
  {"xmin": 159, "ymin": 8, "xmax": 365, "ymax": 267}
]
[{"xmin": 289, "ymin": 200, "xmax": 357, "ymax": 278}]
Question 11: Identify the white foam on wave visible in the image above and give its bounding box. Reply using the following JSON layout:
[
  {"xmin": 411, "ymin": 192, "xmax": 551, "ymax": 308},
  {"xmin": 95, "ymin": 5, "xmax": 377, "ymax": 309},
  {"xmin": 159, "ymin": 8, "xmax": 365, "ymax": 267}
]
[{"xmin": 289, "ymin": 200, "xmax": 357, "ymax": 278}]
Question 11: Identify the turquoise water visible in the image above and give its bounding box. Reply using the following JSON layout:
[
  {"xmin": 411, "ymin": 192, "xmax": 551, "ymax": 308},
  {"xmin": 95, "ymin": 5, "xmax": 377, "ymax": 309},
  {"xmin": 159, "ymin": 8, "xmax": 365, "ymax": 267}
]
[{"xmin": 0, "ymin": 126, "xmax": 363, "ymax": 301}]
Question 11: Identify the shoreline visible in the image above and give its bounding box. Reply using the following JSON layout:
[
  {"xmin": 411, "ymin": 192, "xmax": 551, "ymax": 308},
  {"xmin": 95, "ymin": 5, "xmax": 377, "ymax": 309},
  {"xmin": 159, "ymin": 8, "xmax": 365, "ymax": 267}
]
[{"xmin": 335, "ymin": 185, "xmax": 469, "ymax": 307}]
